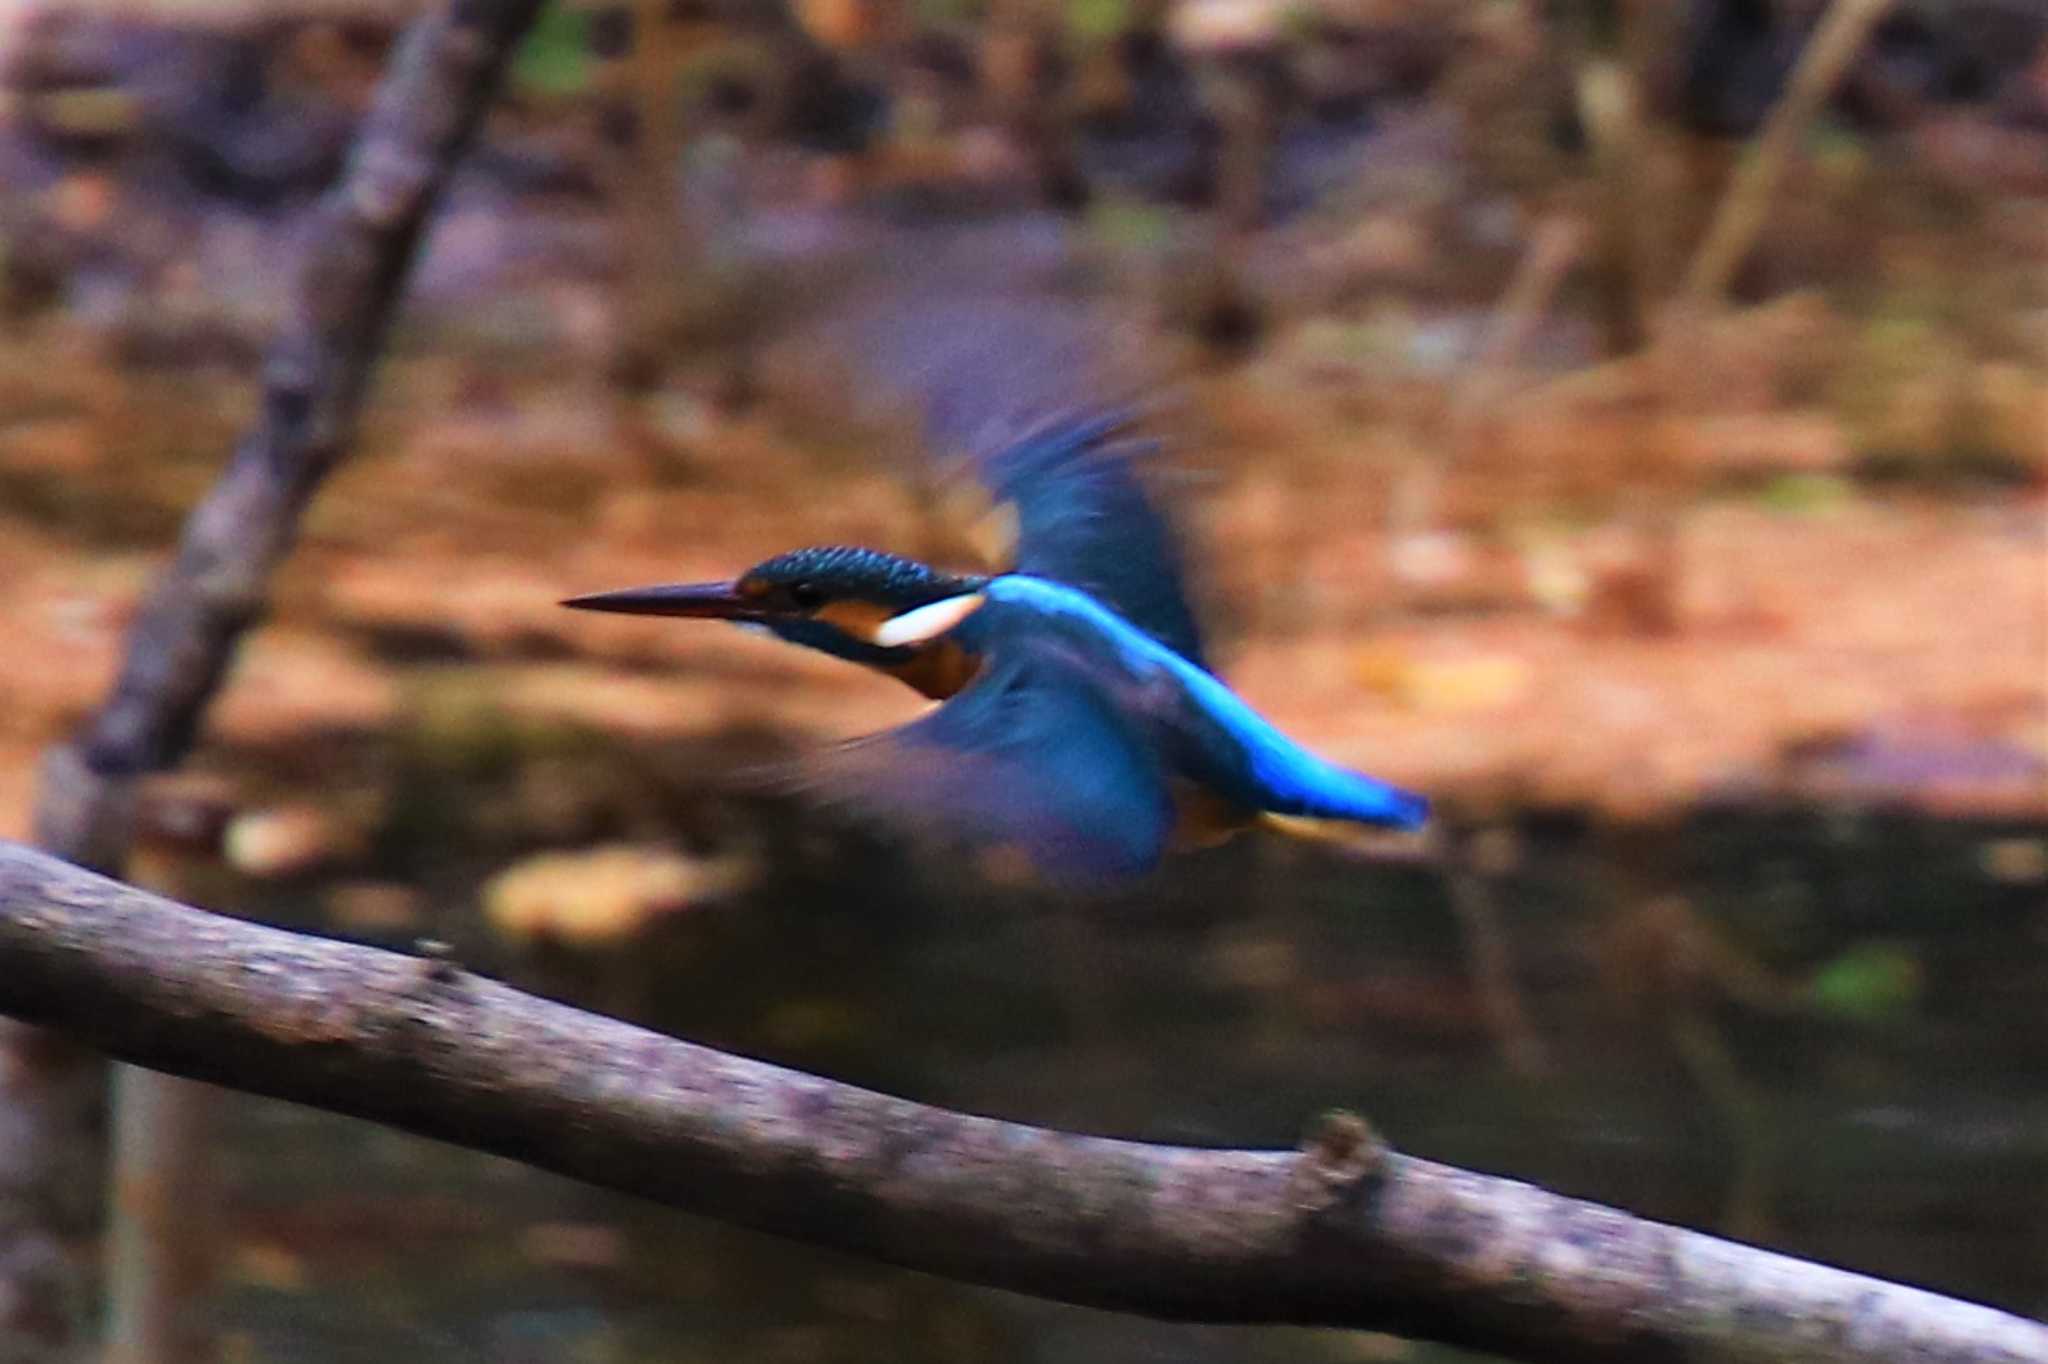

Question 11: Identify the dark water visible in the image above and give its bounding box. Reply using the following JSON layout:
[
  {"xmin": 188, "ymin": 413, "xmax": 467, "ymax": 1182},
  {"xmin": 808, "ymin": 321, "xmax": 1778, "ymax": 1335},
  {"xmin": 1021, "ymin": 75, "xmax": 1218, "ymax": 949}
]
[{"xmin": 204, "ymin": 802, "xmax": 2048, "ymax": 1363}]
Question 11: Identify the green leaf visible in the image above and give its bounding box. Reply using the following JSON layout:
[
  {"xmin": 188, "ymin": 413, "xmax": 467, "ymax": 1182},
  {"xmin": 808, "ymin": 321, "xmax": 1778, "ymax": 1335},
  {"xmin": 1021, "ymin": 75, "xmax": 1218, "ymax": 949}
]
[
  {"xmin": 1758, "ymin": 472, "xmax": 1851, "ymax": 515},
  {"xmin": 1809, "ymin": 942, "xmax": 1923, "ymax": 1025},
  {"xmin": 513, "ymin": 2, "xmax": 594, "ymax": 97},
  {"xmin": 1088, "ymin": 195, "xmax": 1173, "ymax": 254},
  {"xmin": 1068, "ymin": 0, "xmax": 1130, "ymax": 44}
]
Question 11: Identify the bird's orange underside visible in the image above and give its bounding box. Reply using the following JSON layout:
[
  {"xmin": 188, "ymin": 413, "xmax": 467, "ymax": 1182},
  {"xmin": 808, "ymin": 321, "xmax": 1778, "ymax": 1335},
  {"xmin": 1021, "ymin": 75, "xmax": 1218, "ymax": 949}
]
[{"xmin": 880, "ymin": 639, "xmax": 983, "ymax": 701}]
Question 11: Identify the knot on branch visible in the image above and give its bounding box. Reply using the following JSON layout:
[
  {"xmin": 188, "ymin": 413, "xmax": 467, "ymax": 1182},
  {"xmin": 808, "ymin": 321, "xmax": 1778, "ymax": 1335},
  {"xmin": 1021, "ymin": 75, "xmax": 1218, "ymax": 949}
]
[
  {"xmin": 403, "ymin": 938, "xmax": 473, "ymax": 1003},
  {"xmin": 357, "ymin": 940, "xmax": 476, "ymax": 1059},
  {"xmin": 1289, "ymin": 1109, "xmax": 1387, "ymax": 1215}
]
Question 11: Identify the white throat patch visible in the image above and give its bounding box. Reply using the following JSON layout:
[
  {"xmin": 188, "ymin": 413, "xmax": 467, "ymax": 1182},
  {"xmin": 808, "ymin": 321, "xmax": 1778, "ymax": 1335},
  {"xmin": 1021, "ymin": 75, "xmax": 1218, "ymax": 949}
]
[{"xmin": 873, "ymin": 593, "xmax": 987, "ymax": 648}]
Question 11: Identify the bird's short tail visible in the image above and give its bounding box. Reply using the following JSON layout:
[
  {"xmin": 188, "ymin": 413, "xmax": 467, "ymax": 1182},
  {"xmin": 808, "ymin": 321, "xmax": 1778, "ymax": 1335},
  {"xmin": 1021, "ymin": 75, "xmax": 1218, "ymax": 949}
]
[{"xmin": 1260, "ymin": 814, "xmax": 1435, "ymax": 865}]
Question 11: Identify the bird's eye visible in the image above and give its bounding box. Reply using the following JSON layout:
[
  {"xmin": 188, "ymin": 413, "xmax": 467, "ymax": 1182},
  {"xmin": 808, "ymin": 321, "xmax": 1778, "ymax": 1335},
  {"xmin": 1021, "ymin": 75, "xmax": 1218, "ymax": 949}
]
[{"xmin": 787, "ymin": 581, "xmax": 824, "ymax": 610}]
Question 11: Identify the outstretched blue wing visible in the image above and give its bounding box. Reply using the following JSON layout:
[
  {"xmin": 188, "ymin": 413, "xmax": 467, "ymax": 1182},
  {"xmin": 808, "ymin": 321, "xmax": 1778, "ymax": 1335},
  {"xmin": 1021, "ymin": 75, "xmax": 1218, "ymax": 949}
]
[
  {"xmin": 796, "ymin": 646, "xmax": 1177, "ymax": 886},
  {"xmin": 824, "ymin": 292, "xmax": 1209, "ymax": 670},
  {"xmin": 950, "ymin": 408, "xmax": 1210, "ymax": 671}
]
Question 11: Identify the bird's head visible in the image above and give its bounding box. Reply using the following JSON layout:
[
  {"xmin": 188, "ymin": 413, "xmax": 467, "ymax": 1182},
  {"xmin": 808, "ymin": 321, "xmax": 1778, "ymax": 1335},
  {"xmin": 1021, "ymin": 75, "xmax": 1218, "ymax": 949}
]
[{"xmin": 563, "ymin": 546, "xmax": 990, "ymax": 691}]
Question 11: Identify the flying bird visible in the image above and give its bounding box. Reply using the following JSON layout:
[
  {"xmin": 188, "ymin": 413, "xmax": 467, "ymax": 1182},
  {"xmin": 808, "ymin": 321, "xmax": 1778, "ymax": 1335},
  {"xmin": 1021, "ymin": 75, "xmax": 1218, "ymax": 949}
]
[{"xmin": 564, "ymin": 409, "xmax": 1426, "ymax": 886}]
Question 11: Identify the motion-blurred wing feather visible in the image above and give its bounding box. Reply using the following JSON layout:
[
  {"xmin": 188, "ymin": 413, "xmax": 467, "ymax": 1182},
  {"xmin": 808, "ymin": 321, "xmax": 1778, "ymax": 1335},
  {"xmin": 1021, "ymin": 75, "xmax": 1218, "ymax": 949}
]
[
  {"xmin": 797, "ymin": 652, "xmax": 1176, "ymax": 885},
  {"xmin": 822, "ymin": 291, "xmax": 1208, "ymax": 669},
  {"xmin": 957, "ymin": 409, "xmax": 1209, "ymax": 670}
]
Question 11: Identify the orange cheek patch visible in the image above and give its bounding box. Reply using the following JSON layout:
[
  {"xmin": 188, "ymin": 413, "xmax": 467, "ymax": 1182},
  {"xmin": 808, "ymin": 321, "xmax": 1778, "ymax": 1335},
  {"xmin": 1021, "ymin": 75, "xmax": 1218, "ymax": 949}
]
[{"xmin": 815, "ymin": 599, "xmax": 897, "ymax": 642}]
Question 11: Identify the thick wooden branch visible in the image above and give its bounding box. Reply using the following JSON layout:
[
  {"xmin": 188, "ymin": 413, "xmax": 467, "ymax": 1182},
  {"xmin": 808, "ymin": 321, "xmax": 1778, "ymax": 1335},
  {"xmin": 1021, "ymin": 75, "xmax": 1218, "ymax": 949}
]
[{"xmin": 0, "ymin": 842, "xmax": 2039, "ymax": 1364}]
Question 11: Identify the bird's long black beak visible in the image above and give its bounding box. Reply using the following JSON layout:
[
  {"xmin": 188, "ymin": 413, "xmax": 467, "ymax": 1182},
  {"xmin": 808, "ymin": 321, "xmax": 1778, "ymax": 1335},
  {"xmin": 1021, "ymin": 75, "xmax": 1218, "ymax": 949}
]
[{"xmin": 559, "ymin": 580, "xmax": 763, "ymax": 620}]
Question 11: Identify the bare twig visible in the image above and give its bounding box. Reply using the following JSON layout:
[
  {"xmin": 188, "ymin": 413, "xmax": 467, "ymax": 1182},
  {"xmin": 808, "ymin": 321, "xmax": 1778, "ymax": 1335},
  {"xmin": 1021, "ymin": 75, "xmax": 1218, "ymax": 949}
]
[
  {"xmin": 1577, "ymin": 54, "xmax": 1655, "ymax": 354},
  {"xmin": 1452, "ymin": 212, "xmax": 1584, "ymax": 429},
  {"xmin": 1436, "ymin": 828, "xmax": 1551, "ymax": 1079},
  {"xmin": 602, "ymin": 0, "xmax": 702, "ymax": 394},
  {"xmin": 104, "ymin": 1063, "xmax": 218, "ymax": 1364},
  {"xmin": 3, "ymin": 0, "xmax": 551, "ymax": 1355},
  {"xmin": 1390, "ymin": 213, "xmax": 1580, "ymax": 597},
  {"xmin": 1681, "ymin": 0, "xmax": 1896, "ymax": 305},
  {"xmin": 0, "ymin": 842, "xmax": 2042, "ymax": 1364}
]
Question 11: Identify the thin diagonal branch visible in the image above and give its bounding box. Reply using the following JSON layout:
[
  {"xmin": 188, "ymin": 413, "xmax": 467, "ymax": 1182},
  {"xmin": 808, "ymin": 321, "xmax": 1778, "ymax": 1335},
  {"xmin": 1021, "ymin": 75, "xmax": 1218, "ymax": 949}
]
[
  {"xmin": 0, "ymin": 841, "xmax": 2040, "ymax": 1364},
  {"xmin": 36, "ymin": 0, "xmax": 549, "ymax": 868},
  {"xmin": 1680, "ymin": 0, "xmax": 1895, "ymax": 306}
]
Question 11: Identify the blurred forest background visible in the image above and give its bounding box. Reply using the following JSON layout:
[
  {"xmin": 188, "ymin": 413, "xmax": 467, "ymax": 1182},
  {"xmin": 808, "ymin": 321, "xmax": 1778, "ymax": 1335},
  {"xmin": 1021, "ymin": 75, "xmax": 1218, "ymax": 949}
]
[{"xmin": 1, "ymin": 0, "xmax": 2045, "ymax": 1359}]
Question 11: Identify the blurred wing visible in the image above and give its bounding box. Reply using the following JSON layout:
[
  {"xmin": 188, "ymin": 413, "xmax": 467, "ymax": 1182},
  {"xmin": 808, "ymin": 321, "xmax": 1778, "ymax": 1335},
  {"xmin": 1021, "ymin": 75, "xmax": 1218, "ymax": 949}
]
[
  {"xmin": 797, "ymin": 651, "xmax": 1176, "ymax": 886},
  {"xmin": 952, "ymin": 408, "xmax": 1209, "ymax": 670},
  {"xmin": 818, "ymin": 291, "xmax": 1208, "ymax": 669}
]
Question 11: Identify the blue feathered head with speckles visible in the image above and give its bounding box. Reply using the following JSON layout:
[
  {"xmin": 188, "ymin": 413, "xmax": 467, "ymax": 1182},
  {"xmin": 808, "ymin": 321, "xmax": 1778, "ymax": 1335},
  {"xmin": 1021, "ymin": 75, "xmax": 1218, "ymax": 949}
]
[{"xmin": 562, "ymin": 545, "xmax": 989, "ymax": 676}]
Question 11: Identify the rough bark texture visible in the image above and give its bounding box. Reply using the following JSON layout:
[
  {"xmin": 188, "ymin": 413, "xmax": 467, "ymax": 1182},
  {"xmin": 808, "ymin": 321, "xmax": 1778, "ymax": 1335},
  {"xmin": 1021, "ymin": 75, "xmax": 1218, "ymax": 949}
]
[
  {"xmin": 0, "ymin": 0, "xmax": 549, "ymax": 1355},
  {"xmin": 0, "ymin": 843, "xmax": 2041, "ymax": 1364}
]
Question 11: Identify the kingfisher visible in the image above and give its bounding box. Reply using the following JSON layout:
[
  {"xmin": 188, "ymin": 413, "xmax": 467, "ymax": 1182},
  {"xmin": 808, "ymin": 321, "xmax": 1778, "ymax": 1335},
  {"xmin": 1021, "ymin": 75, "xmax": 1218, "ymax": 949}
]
[{"xmin": 563, "ymin": 409, "xmax": 1427, "ymax": 886}]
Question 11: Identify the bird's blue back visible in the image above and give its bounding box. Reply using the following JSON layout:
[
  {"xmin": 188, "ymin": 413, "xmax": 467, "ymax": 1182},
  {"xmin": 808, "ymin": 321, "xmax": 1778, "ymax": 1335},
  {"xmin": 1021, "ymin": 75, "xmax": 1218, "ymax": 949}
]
[{"xmin": 980, "ymin": 576, "xmax": 1427, "ymax": 830}]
